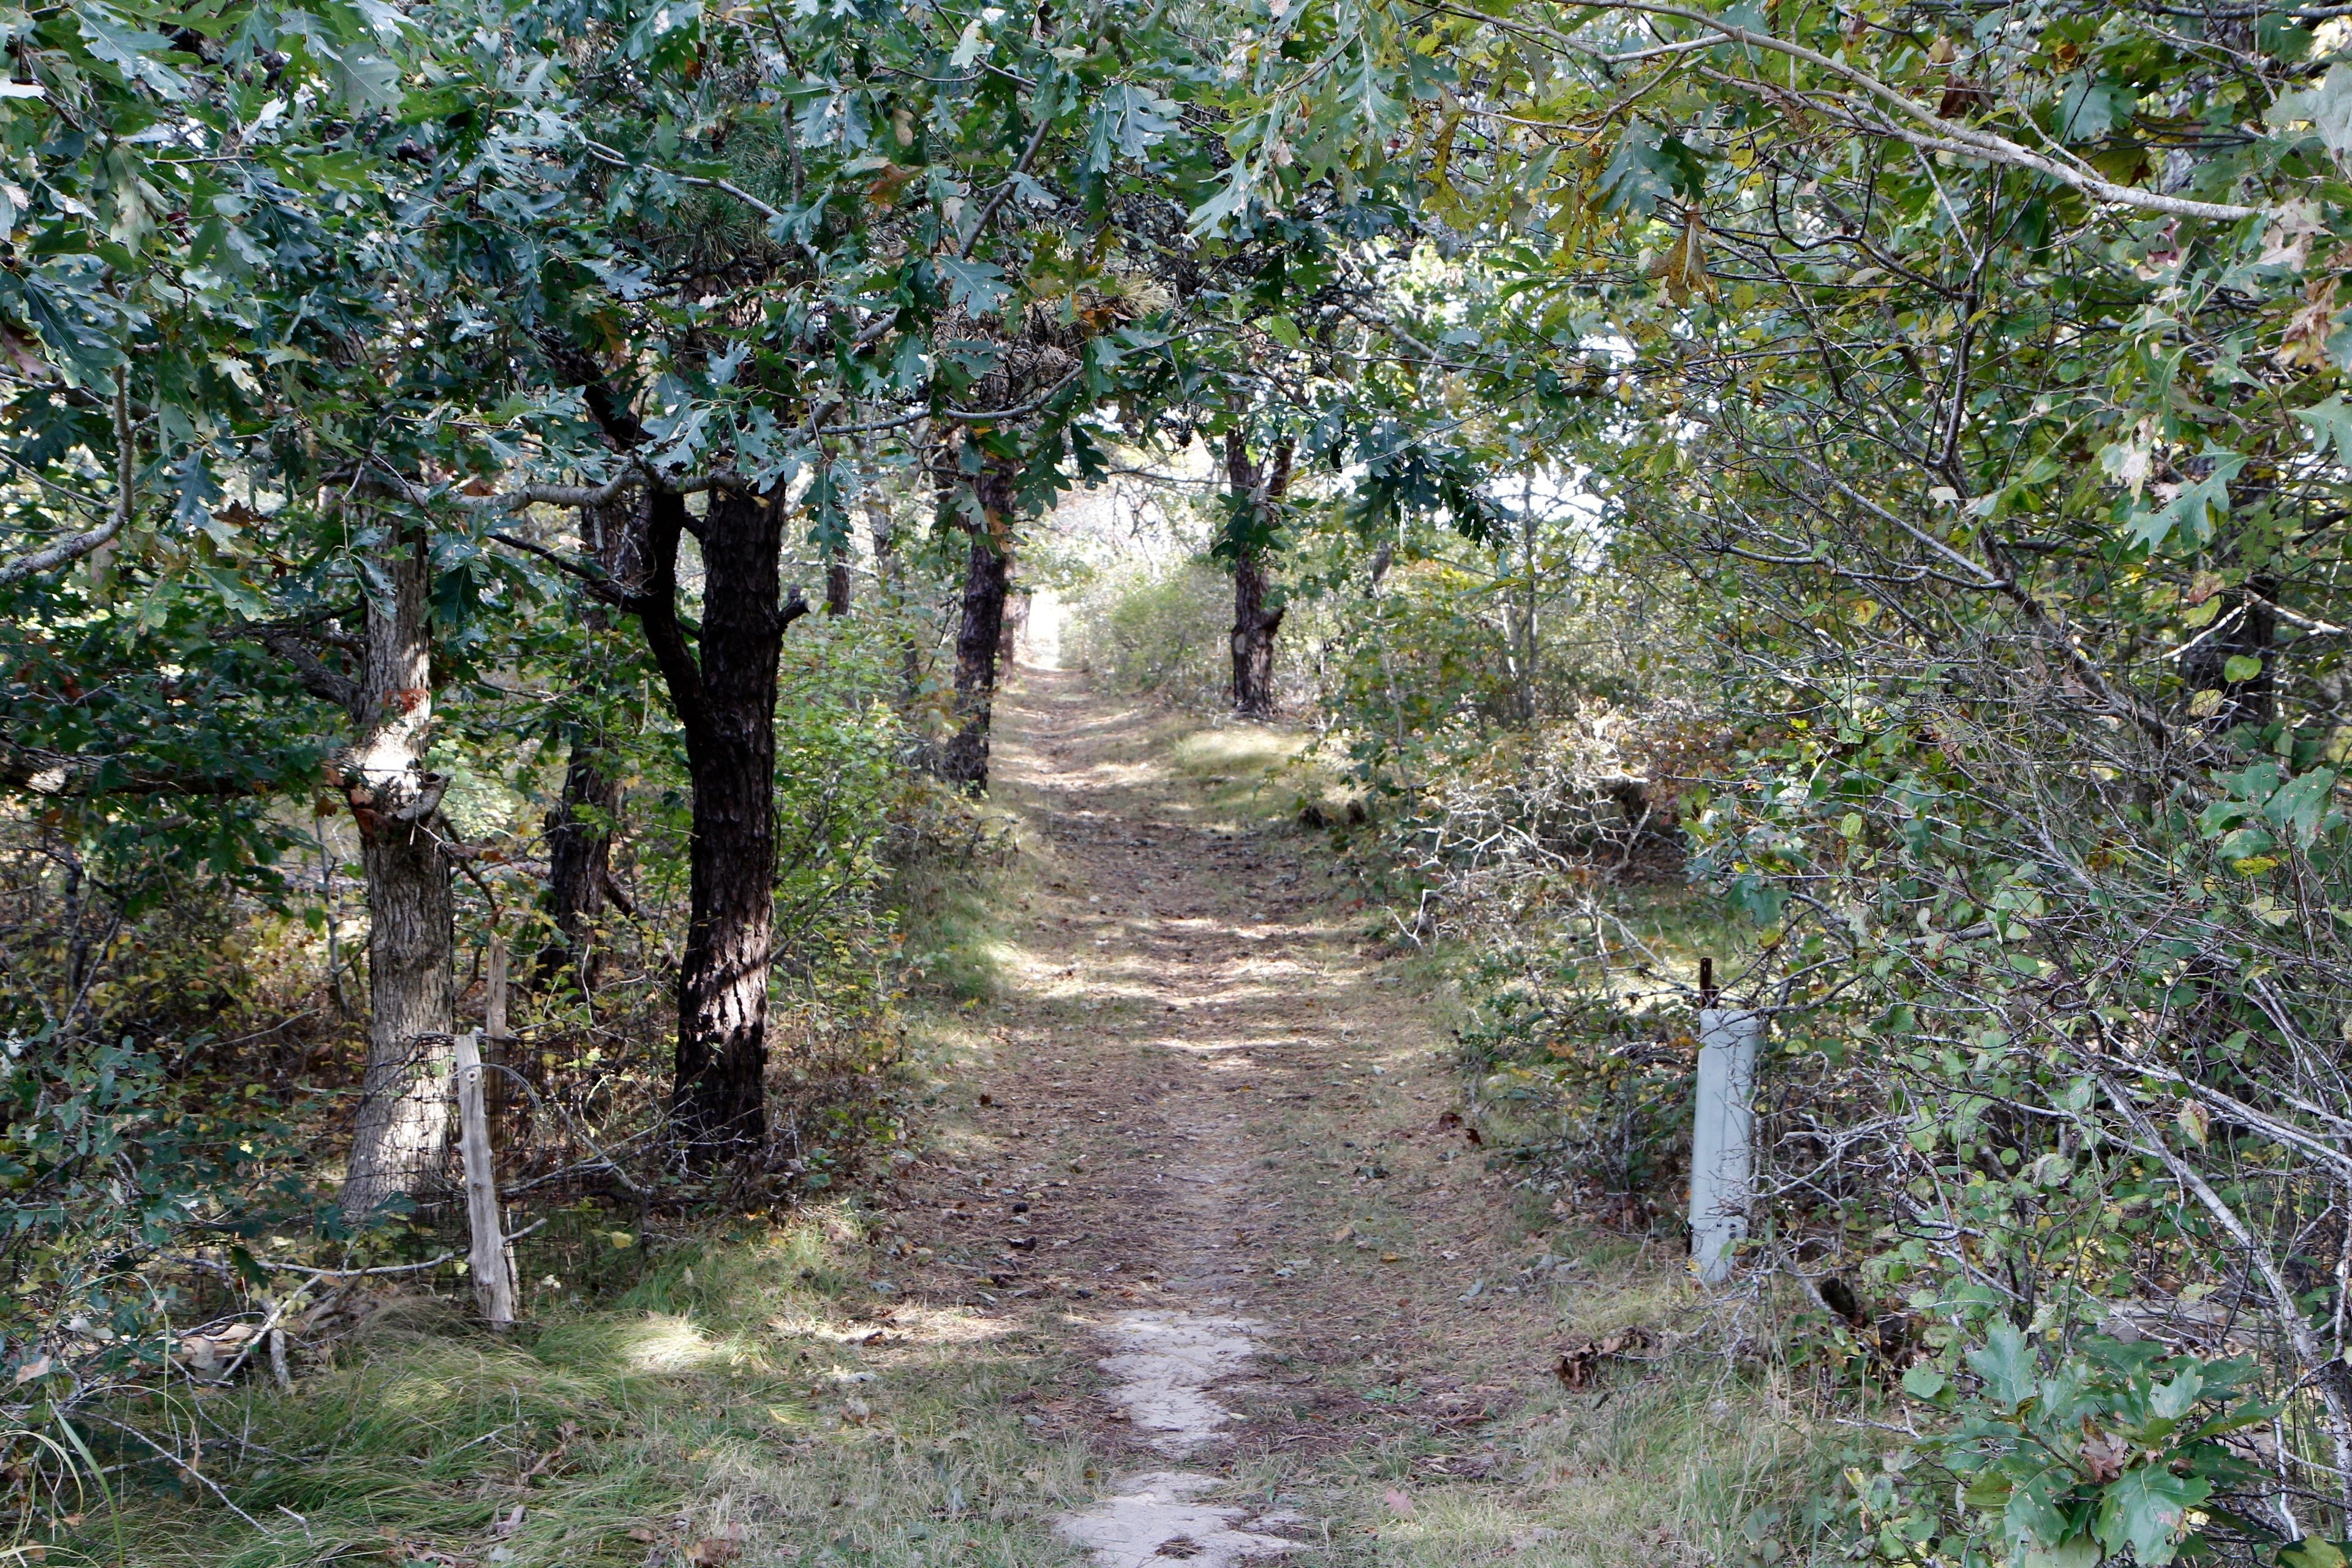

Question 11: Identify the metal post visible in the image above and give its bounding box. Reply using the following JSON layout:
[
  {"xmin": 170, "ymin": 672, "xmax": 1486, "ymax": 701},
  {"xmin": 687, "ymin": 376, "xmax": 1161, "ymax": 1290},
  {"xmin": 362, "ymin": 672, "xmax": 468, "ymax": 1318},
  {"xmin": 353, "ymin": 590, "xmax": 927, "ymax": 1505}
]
[
  {"xmin": 453, "ymin": 1028, "xmax": 514, "ymax": 1327},
  {"xmin": 1690, "ymin": 1003, "xmax": 1762, "ymax": 1286}
]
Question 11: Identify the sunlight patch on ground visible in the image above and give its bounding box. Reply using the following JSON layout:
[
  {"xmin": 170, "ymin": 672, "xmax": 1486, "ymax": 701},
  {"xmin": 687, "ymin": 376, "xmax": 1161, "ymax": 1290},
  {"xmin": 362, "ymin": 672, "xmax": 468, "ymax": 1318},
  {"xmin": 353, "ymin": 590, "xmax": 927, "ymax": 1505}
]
[{"xmin": 622, "ymin": 1313, "xmax": 729, "ymax": 1373}]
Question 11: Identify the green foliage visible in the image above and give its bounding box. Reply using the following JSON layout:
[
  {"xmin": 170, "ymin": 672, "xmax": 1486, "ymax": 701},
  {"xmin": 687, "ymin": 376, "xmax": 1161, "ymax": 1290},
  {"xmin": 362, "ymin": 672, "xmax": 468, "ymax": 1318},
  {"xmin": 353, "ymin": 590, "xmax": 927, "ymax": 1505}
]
[
  {"xmin": 1863, "ymin": 1329, "xmax": 2273, "ymax": 1566},
  {"xmin": 1069, "ymin": 563, "xmax": 1235, "ymax": 709}
]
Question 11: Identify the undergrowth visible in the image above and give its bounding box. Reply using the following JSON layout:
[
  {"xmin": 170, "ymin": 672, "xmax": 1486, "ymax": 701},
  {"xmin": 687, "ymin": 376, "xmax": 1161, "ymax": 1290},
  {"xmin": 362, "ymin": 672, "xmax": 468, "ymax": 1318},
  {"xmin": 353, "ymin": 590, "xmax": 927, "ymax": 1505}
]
[{"xmin": 67, "ymin": 1205, "xmax": 1096, "ymax": 1568}]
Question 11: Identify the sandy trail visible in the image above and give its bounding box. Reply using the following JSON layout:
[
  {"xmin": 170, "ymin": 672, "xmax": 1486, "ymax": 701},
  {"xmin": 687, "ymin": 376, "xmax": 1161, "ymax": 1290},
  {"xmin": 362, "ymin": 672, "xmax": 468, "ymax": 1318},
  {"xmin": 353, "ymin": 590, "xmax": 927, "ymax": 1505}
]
[{"xmin": 880, "ymin": 668, "xmax": 1571, "ymax": 1563}]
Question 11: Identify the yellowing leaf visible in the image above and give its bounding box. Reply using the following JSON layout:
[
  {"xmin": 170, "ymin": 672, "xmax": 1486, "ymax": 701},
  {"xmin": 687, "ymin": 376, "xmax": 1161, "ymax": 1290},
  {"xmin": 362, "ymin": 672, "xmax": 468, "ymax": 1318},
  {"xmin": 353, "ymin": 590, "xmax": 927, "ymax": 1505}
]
[{"xmin": 1646, "ymin": 214, "xmax": 1716, "ymax": 306}]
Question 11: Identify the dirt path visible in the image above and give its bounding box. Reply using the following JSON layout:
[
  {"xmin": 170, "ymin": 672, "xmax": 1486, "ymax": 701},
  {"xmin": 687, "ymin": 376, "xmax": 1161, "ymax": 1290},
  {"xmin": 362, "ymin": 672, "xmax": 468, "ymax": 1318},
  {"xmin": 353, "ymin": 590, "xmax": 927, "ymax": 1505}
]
[{"xmin": 876, "ymin": 669, "xmax": 1621, "ymax": 1564}]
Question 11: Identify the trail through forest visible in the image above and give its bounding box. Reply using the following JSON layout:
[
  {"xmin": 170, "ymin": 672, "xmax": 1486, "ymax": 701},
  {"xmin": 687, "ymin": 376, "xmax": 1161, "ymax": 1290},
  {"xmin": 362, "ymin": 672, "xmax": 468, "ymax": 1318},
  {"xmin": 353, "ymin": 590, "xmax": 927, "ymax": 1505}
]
[{"xmin": 869, "ymin": 666, "xmax": 1705, "ymax": 1565}]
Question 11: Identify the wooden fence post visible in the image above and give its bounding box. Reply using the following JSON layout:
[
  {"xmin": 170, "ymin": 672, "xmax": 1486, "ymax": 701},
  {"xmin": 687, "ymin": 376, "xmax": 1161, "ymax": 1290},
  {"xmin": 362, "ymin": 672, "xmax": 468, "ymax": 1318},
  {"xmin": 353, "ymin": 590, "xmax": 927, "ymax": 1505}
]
[
  {"xmin": 453, "ymin": 1023, "xmax": 514, "ymax": 1327},
  {"xmin": 1690, "ymin": 962, "xmax": 1762, "ymax": 1286}
]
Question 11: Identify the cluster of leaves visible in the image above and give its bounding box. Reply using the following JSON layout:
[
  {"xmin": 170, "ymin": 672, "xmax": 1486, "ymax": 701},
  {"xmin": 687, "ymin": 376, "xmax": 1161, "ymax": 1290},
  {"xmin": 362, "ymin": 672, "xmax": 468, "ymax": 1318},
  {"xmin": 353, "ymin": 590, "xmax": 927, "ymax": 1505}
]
[{"xmin": 1875, "ymin": 1328, "xmax": 2277, "ymax": 1567}]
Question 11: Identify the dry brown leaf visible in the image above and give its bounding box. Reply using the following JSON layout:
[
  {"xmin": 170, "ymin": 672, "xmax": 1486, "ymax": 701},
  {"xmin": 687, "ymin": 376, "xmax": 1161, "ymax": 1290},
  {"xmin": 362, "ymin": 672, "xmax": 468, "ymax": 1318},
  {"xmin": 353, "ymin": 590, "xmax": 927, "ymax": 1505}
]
[{"xmin": 686, "ymin": 1531, "xmax": 744, "ymax": 1565}]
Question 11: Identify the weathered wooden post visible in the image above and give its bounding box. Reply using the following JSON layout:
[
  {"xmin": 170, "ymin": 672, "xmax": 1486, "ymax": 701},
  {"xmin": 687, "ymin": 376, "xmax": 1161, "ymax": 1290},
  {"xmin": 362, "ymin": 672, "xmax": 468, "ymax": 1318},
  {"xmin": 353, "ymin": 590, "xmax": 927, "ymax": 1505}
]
[
  {"xmin": 454, "ymin": 935, "xmax": 514, "ymax": 1326},
  {"xmin": 1689, "ymin": 958, "xmax": 1762, "ymax": 1286}
]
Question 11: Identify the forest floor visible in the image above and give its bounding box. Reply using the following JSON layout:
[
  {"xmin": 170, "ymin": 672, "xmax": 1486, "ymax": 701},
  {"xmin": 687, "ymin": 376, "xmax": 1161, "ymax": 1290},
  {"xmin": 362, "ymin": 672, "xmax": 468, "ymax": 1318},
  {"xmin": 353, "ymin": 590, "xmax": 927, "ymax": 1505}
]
[{"xmin": 94, "ymin": 668, "xmax": 1823, "ymax": 1568}]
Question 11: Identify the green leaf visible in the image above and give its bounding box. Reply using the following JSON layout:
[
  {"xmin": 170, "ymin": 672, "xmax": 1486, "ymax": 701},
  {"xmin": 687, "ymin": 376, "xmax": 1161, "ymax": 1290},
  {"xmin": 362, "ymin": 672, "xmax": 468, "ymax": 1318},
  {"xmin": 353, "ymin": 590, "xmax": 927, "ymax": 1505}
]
[
  {"xmin": 2279, "ymin": 1539, "xmax": 2351, "ymax": 1568},
  {"xmin": 2264, "ymin": 767, "xmax": 2339, "ymax": 847},
  {"xmin": 2021, "ymin": 1540, "xmax": 2102, "ymax": 1568},
  {"xmin": 1966, "ymin": 1321, "xmax": 2036, "ymax": 1409},
  {"xmin": 1265, "ymin": 315, "xmax": 1304, "ymax": 350},
  {"xmin": 172, "ymin": 447, "xmax": 222, "ymax": 537},
  {"xmin": 1902, "ymin": 1364, "xmax": 1946, "ymax": 1399},
  {"xmin": 2294, "ymin": 394, "xmax": 2352, "ymax": 462},
  {"xmin": 938, "ymin": 257, "xmax": 1010, "ymax": 315},
  {"xmin": 2126, "ymin": 450, "xmax": 2245, "ymax": 552},
  {"xmin": 73, "ymin": 3, "xmax": 187, "ymax": 96},
  {"xmin": 1085, "ymin": 83, "xmax": 1179, "ymax": 172},
  {"xmin": 2056, "ymin": 76, "xmax": 2133, "ymax": 141},
  {"xmin": 2149, "ymin": 1364, "xmax": 2202, "ymax": 1420},
  {"xmin": 2095, "ymin": 1465, "xmax": 2209, "ymax": 1566},
  {"xmin": 328, "ymin": 48, "xmax": 403, "ymax": 113},
  {"xmin": 2223, "ymin": 654, "xmax": 2264, "ymax": 684}
]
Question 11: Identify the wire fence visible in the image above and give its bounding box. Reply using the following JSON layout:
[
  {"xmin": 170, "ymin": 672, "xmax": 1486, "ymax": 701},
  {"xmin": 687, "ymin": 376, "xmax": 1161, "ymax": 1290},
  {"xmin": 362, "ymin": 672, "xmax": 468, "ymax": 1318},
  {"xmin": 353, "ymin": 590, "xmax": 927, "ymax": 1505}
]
[{"xmin": 344, "ymin": 1025, "xmax": 657, "ymax": 1315}]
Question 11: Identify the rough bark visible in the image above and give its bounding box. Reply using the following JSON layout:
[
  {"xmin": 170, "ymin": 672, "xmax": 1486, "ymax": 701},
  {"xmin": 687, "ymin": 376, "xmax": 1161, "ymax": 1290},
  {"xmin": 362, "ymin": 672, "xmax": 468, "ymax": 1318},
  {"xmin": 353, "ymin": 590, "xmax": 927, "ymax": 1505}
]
[
  {"xmin": 629, "ymin": 487, "xmax": 805, "ymax": 1159},
  {"xmin": 341, "ymin": 524, "xmax": 456, "ymax": 1221},
  {"xmin": 938, "ymin": 459, "xmax": 1017, "ymax": 793},
  {"xmin": 1224, "ymin": 432, "xmax": 1294, "ymax": 721},
  {"xmin": 535, "ymin": 342, "xmax": 810, "ymax": 1158},
  {"xmin": 940, "ymin": 530, "xmax": 1011, "ymax": 791},
  {"xmin": 1231, "ymin": 548, "xmax": 1283, "ymax": 720}
]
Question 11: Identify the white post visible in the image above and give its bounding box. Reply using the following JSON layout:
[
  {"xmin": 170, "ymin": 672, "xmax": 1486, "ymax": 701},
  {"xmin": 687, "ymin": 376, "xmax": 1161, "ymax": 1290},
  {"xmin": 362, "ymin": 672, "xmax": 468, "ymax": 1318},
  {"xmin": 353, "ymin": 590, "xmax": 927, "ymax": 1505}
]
[
  {"xmin": 452, "ymin": 1029, "xmax": 514, "ymax": 1327},
  {"xmin": 1689, "ymin": 1006, "xmax": 1763, "ymax": 1286}
]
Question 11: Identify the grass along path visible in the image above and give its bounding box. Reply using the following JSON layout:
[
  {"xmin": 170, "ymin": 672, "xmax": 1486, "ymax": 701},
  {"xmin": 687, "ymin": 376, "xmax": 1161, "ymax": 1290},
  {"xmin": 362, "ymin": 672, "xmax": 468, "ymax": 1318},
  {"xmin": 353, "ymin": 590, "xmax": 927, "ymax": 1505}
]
[{"xmin": 83, "ymin": 667, "xmax": 1823, "ymax": 1568}]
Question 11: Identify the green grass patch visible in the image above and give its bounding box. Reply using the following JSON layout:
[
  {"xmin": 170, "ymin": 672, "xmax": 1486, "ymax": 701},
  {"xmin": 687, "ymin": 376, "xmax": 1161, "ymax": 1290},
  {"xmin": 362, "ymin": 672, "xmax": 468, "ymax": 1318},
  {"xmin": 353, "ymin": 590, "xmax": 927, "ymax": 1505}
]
[{"xmin": 889, "ymin": 812, "xmax": 1027, "ymax": 1005}]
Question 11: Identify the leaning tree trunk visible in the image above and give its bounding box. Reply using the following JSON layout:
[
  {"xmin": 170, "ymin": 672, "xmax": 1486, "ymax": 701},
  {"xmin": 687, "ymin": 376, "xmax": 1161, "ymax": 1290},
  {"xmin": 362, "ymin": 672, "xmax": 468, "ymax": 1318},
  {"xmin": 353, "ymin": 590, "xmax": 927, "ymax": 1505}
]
[
  {"xmin": 341, "ymin": 523, "xmax": 457, "ymax": 1221},
  {"xmin": 1224, "ymin": 431, "xmax": 1294, "ymax": 721},
  {"xmin": 630, "ymin": 486, "xmax": 803, "ymax": 1159},
  {"xmin": 939, "ymin": 461, "xmax": 1017, "ymax": 792}
]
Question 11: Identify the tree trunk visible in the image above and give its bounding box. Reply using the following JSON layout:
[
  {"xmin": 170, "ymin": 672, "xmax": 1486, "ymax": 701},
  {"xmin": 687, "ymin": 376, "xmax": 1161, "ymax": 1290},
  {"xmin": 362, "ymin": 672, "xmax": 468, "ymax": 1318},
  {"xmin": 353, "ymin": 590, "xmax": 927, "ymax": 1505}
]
[
  {"xmin": 824, "ymin": 544, "xmax": 853, "ymax": 617},
  {"xmin": 940, "ymin": 461, "xmax": 1017, "ymax": 792},
  {"xmin": 538, "ymin": 744, "xmax": 620, "ymax": 990},
  {"xmin": 628, "ymin": 487, "xmax": 804, "ymax": 1159},
  {"xmin": 998, "ymin": 569, "xmax": 1024, "ymax": 668},
  {"xmin": 537, "ymin": 499, "xmax": 635, "ymax": 992},
  {"xmin": 1231, "ymin": 548, "xmax": 1283, "ymax": 720},
  {"xmin": 2182, "ymin": 573, "xmax": 2278, "ymax": 728},
  {"xmin": 342, "ymin": 524, "xmax": 457, "ymax": 1221},
  {"xmin": 1224, "ymin": 431, "xmax": 1294, "ymax": 722}
]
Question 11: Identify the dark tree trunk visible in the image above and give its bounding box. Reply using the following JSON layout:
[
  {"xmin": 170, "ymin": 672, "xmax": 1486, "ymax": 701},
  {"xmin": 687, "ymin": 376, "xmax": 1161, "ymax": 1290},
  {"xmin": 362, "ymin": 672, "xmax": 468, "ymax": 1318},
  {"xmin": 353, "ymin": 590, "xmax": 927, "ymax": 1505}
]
[
  {"xmin": 940, "ymin": 530, "xmax": 1011, "ymax": 791},
  {"xmin": 1223, "ymin": 431, "xmax": 1294, "ymax": 721},
  {"xmin": 342, "ymin": 523, "xmax": 456, "ymax": 1220},
  {"xmin": 627, "ymin": 487, "xmax": 805, "ymax": 1159},
  {"xmin": 537, "ymin": 499, "xmax": 636, "ymax": 992},
  {"xmin": 1231, "ymin": 548, "xmax": 1283, "ymax": 719},
  {"xmin": 939, "ymin": 459, "xmax": 1018, "ymax": 792},
  {"xmin": 2182, "ymin": 573, "xmax": 2278, "ymax": 729},
  {"xmin": 538, "ymin": 745, "xmax": 621, "ymax": 990},
  {"xmin": 537, "ymin": 342, "xmax": 812, "ymax": 1158}
]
